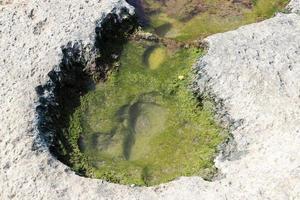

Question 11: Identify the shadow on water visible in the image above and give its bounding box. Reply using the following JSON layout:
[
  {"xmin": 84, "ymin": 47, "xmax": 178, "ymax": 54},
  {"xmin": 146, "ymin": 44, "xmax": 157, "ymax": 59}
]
[
  {"xmin": 122, "ymin": 128, "xmax": 136, "ymax": 160},
  {"xmin": 143, "ymin": 45, "xmax": 157, "ymax": 68},
  {"xmin": 154, "ymin": 23, "xmax": 172, "ymax": 37},
  {"xmin": 122, "ymin": 102, "xmax": 141, "ymax": 160},
  {"xmin": 113, "ymin": 93, "xmax": 164, "ymax": 160},
  {"xmin": 142, "ymin": 166, "xmax": 152, "ymax": 186},
  {"xmin": 77, "ymin": 100, "xmax": 148, "ymax": 160},
  {"xmin": 126, "ymin": 0, "xmax": 149, "ymax": 26}
]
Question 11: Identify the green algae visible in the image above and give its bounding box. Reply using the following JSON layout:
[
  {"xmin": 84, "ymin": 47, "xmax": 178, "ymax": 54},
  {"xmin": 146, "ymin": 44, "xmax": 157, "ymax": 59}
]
[
  {"xmin": 67, "ymin": 41, "xmax": 225, "ymax": 185},
  {"xmin": 64, "ymin": 0, "xmax": 290, "ymax": 186},
  {"xmin": 143, "ymin": 0, "xmax": 289, "ymax": 41}
]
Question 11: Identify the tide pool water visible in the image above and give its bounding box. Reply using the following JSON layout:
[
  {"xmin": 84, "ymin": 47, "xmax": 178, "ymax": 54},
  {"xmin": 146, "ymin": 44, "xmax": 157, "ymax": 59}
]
[{"xmin": 66, "ymin": 0, "xmax": 289, "ymax": 186}]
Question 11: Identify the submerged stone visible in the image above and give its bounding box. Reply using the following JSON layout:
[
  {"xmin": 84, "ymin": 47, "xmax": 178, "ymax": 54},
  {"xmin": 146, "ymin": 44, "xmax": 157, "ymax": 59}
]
[
  {"xmin": 67, "ymin": 40, "xmax": 225, "ymax": 185},
  {"xmin": 144, "ymin": 46, "xmax": 167, "ymax": 70}
]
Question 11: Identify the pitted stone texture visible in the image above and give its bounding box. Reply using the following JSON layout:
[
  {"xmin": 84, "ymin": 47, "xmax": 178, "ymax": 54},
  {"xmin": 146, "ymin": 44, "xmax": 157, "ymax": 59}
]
[
  {"xmin": 195, "ymin": 12, "xmax": 300, "ymax": 200},
  {"xmin": 288, "ymin": 0, "xmax": 300, "ymax": 13},
  {"xmin": 1, "ymin": 0, "xmax": 300, "ymax": 199}
]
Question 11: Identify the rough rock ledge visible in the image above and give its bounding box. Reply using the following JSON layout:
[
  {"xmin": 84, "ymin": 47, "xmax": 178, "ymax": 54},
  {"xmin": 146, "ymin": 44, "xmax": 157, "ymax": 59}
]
[{"xmin": 1, "ymin": 0, "xmax": 300, "ymax": 199}]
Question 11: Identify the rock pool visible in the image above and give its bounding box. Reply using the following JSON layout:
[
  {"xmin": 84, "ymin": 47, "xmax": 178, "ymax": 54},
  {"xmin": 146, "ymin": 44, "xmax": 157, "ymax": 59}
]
[{"xmin": 63, "ymin": 0, "xmax": 289, "ymax": 186}]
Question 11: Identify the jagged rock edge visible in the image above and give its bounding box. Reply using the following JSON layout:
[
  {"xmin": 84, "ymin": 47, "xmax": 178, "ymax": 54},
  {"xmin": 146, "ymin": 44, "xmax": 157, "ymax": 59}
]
[
  {"xmin": 31, "ymin": 1, "xmax": 242, "ymax": 182},
  {"xmin": 192, "ymin": 52, "xmax": 244, "ymax": 180},
  {"xmin": 32, "ymin": 6, "xmax": 137, "ymax": 154}
]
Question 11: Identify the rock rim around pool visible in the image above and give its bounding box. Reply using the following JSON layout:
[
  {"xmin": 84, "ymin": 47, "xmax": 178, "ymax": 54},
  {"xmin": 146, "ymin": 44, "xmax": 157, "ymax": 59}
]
[{"xmin": 54, "ymin": 0, "xmax": 290, "ymax": 186}]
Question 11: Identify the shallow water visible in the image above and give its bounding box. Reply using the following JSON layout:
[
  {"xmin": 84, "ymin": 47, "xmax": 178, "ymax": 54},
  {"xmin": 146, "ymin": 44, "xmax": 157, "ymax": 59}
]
[
  {"xmin": 144, "ymin": 46, "xmax": 167, "ymax": 69},
  {"xmin": 80, "ymin": 93, "xmax": 168, "ymax": 161},
  {"xmin": 69, "ymin": 40, "xmax": 225, "ymax": 185},
  {"xmin": 132, "ymin": 0, "xmax": 289, "ymax": 41},
  {"xmin": 67, "ymin": 0, "xmax": 290, "ymax": 186}
]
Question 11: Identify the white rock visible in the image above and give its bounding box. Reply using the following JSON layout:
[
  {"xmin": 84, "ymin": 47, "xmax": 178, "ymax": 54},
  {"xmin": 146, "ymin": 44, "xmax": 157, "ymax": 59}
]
[{"xmin": 288, "ymin": 0, "xmax": 300, "ymax": 13}]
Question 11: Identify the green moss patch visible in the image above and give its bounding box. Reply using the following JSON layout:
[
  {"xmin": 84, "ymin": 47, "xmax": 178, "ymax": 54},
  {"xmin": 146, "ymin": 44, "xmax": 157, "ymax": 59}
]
[{"xmin": 66, "ymin": 41, "xmax": 226, "ymax": 186}]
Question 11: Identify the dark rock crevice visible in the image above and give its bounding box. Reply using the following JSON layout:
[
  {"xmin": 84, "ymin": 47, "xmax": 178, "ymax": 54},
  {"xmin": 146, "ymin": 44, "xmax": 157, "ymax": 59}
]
[{"xmin": 33, "ymin": 8, "xmax": 138, "ymax": 173}]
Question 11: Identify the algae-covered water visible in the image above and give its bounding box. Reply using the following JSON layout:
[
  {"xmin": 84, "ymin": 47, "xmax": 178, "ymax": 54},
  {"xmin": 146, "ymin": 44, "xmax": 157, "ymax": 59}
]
[
  {"xmin": 134, "ymin": 0, "xmax": 289, "ymax": 41},
  {"xmin": 69, "ymin": 42, "xmax": 224, "ymax": 185},
  {"xmin": 65, "ymin": 0, "xmax": 289, "ymax": 186}
]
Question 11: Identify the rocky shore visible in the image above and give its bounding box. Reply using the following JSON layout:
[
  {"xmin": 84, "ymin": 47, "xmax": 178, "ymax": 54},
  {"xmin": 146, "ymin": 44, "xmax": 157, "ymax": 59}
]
[{"xmin": 1, "ymin": 0, "xmax": 300, "ymax": 199}]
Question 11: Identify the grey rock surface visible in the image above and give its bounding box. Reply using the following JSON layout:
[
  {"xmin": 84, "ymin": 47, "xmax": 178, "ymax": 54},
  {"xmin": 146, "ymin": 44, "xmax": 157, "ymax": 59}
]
[
  {"xmin": 194, "ymin": 11, "xmax": 300, "ymax": 200},
  {"xmin": 288, "ymin": 0, "xmax": 300, "ymax": 13},
  {"xmin": 1, "ymin": 0, "xmax": 300, "ymax": 199}
]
